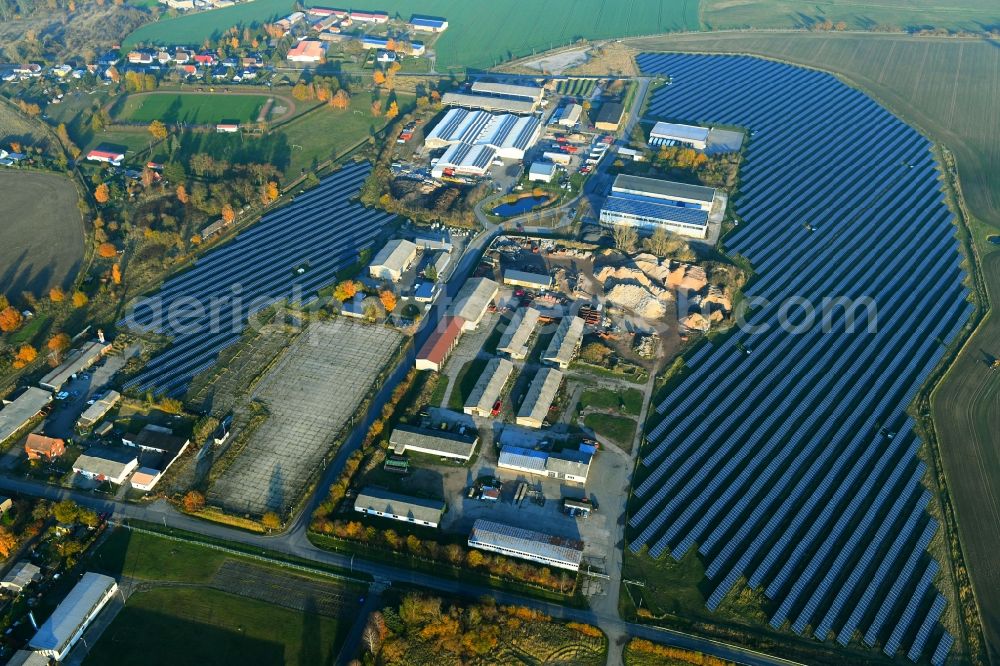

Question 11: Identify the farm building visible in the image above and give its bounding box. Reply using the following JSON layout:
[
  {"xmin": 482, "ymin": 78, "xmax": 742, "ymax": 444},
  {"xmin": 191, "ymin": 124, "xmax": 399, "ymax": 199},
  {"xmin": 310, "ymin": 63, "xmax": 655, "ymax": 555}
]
[
  {"xmin": 216, "ymin": 122, "xmax": 239, "ymax": 133},
  {"xmin": 38, "ymin": 340, "xmax": 112, "ymax": 392},
  {"xmin": 76, "ymin": 391, "xmax": 121, "ymax": 430},
  {"xmin": 515, "ymin": 367, "xmax": 563, "ymax": 428},
  {"xmin": 468, "ymin": 519, "xmax": 583, "ymax": 571},
  {"xmin": 351, "ymin": 9, "xmax": 388, "ymax": 23},
  {"xmin": 0, "ymin": 388, "xmax": 52, "ymax": 445},
  {"xmin": 542, "ymin": 316, "xmax": 585, "ymax": 369},
  {"xmin": 415, "ymin": 316, "xmax": 465, "ymax": 371},
  {"xmin": 409, "ymin": 15, "xmax": 448, "ymax": 32},
  {"xmin": 72, "ymin": 447, "xmax": 138, "ymax": 485},
  {"xmin": 1, "ymin": 561, "xmax": 41, "ymax": 593},
  {"xmin": 555, "ymin": 103, "xmax": 582, "ymax": 127},
  {"xmin": 390, "ymin": 425, "xmax": 478, "ymax": 462},
  {"xmin": 528, "ymin": 161, "xmax": 557, "ymax": 183},
  {"xmin": 410, "ymin": 41, "xmax": 426, "ymax": 56},
  {"xmin": 496, "ymin": 307, "xmax": 540, "ymax": 360},
  {"xmin": 441, "ymin": 92, "xmax": 537, "ymax": 115},
  {"xmin": 308, "ymin": 6, "xmax": 348, "ymax": 18},
  {"xmin": 360, "ymin": 36, "xmax": 389, "ymax": 50},
  {"xmin": 503, "ymin": 269, "xmax": 553, "ymax": 290},
  {"xmin": 85, "ymin": 146, "xmax": 125, "ymax": 165},
  {"xmin": 498, "ymin": 445, "xmax": 592, "ymax": 484},
  {"xmin": 600, "ymin": 174, "xmax": 716, "ymax": 239},
  {"xmin": 448, "ymin": 278, "xmax": 499, "ymax": 330},
  {"xmin": 464, "ymin": 357, "xmax": 514, "ymax": 417},
  {"xmin": 286, "ymin": 40, "xmax": 326, "ymax": 63},
  {"xmin": 368, "ymin": 239, "xmax": 418, "ymax": 282},
  {"xmin": 649, "ymin": 121, "xmax": 710, "ymax": 150},
  {"xmin": 594, "ymin": 101, "xmax": 625, "ymax": 131},
  {"xmin": 355, "ymin": 487, "xmax": 444, "ymax": 527},
  {"xmin": 24, "ymin": 434, "xmax": 65, "ymax": 461},
  {"xmin": 426, "ymin": 108, "xmax": 541, "ymax": 178},
  {"xmin": 29, "ymin": 572, "xmax": 118, "ymax": 661}
]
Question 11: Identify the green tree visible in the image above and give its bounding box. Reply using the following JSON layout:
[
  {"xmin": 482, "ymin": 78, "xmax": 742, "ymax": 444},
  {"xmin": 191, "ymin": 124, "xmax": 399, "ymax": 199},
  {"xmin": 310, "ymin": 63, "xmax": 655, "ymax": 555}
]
[{"xmin": 53, "ymin": 499, "xmax": 79, "ymax": 524}]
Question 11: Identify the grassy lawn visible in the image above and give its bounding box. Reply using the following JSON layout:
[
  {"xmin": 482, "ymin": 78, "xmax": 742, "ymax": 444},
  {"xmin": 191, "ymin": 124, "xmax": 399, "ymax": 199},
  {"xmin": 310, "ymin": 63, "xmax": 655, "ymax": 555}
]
[
  {"xmin": 579, "ymin": 387, "xmax": 643, "ymax": 416},
  {"xmin": 91, "ymin": 528, "xmax": 227, "ymax": 582},
  {"xmin": 116, "ymin": 92, "xmax": 270, "ymax": 124},
  {"xmin": 583, "ymin": 413, "xmax": 636, "ymax": 447},
  {"xmin": 83, "ymin": 587, "xmax": 348, "ymax": 666},
  {"xmin": 84, "ymin": 127, "xmax": 158, "ymax": 159},
  {"xmin": 276, "ymin": 93, "xmax": 412, "ymax": 179},
  {"xmin": 447, "ymin": 357, "xmax": 488, "ymax": 411}
]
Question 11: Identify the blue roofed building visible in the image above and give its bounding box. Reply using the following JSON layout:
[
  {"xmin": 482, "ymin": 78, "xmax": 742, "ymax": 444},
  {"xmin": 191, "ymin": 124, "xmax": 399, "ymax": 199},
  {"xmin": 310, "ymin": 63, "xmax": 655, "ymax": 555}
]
[
  {"xmin": 600, "ymin": 173, "xmax": 717, "ymax": 239},
  {"xmin": 409, "ymin": 15, "xmax": 448, "ymax": 32}
]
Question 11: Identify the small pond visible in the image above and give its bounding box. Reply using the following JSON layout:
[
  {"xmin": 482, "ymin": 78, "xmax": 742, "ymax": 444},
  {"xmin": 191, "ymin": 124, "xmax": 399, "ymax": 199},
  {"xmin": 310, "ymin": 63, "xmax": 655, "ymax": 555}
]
[
  {"xmin": 988, "ymin": 235, "xmax": 1000, "ymax": 245},
  {"xmin": 492, "ymin": 196, "xmax": 549, "ymax": 217}
]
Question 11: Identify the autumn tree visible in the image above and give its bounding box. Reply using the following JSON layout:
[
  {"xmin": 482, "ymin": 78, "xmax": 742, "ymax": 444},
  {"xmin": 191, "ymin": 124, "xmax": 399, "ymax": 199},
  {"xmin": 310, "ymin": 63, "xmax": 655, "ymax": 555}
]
[
  {"xmin": 385, "ymin": 100, "xmax": 399, "ymax": 119},
  {"xmin": 261, "ymin": 512, "xmax": 281, "ymax": 529},
  {"xmin": 643, "ymin": 226, "xmax": 687, "ymax": 258},
  {"xmin": 371, "ymin": 100, "xmax": 382, "ymax": 117},
  {"xmin": 49, "ymin": 287, "xmax": 65, "ymax": 302},
  {"xmin": 373, "ymin": 70, "xmax": 386, "ymax": 86},
  {"xmin": 94, "ymin": 183, "xmax": 110, "ymax": 204},
  {"xmin": 176, "ymin": 184, "xmax": 190, "ymax": 204},
  {"xmin": 149, "ymin": 120, "xmax": 168, "ymax": 141},
  {"xmin": 112, "ymin": 264, "xmax": 122, "ymax": 285},
  {"xmin": 97, "ymin": 242, "xmax": 117, "ymax": 258},
  {"xmin": 0, "ymin": 528, "xmax": 15, "ymax": 558},
  {"xmin": 379, "ymin": 290, "xmax": 396, "ymax": 313},
  {"xmin": 47, "ymin": 332, "xmax": 71, "ymax": 355},
  {"xmin": 12, "ymin": 344, "xmax": 37, "ymax": 369},
  {"xmin": 333, "ymin": 280, "xmax": 358, "ymax": 302},
  {"xmin": 329, "ymin": 89, "xmax": 350, "ymax": 109},
  {"xmin": 611, "ymin": 223, "xmax": 637, "ymax": 253},
  {"xmin": 53, "ymin": 499, "xmax": 79, "ymax": 524},
  {"xmin": 221, "ymin": 203, "xmax": 236, "ymax": 224},
  {"xmin": 260, "ymin": 181, "xmax": 279, "ymax": 205},
  {"xmin": 0, "ymin": 306, "xmax": 23, "ymax": 333},
  {"xmin": 71, "ymin": 291, "xmax": 89, "ymax": 308},
  {"xmin": 182, "ymin": 490, "xmax": 205, "ymax": 512}
]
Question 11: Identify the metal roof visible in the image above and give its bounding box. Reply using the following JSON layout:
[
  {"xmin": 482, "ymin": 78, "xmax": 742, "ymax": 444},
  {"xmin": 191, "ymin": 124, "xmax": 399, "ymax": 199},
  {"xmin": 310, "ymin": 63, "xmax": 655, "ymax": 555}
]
[
  {"xmin": 516, "ymin": 367, "xmax": 563, "ymax": 425},
  {"xmin": 449, "ymin": 278, "xmax": 498, "ymax": 323},
  {"xmin": 72, "ymin": 448, "xmax": 137, "ymax": 479},
  {"xmin": 542, "ymin": 316, "xmax": 585, "ymax": 368},
  {"xmin": 39, "ymin": 340, "xmax": 110, "ymax": 391},
  {"xmin": 612, "ymin": 174, "xmax": 715, "ymax": 204},
  {"xmin": 546, "ymin": 449, "xmax": 592, "ymax": 478},
  {"xmin": 29, "ymin": 572, "xmax": 117, "ymax": 655},
  {"xmin": 355, "ymin": 487, "xmax": 444, "ymax": 524},
  {"xmin": 1, "ymin": 561, "xmax": 41, "ymax": 589},
  {"xmin": 370, "ymin": 239, "xmax": 417, "ymax": 275},
  {"xmin": 441, "ymin": 92, "xmax": 537, "ymax": 115},
  {"xmin": 650, "ymin": 121, "xmax": 710, "ymax": 143},
  {"xmin": 390, "ymin": 424, "xmax": 477, "ymax": 459},
  {"xmin": 498, "ymin": 445, "xmax": 547, "ymax": 473},
  {"xmin": 470, "ymin": 81, "xmax": 544, "ymax": 103},
  {"xmin": 602, "ymin": 194, "xmax": 710, "ymax": 227},
  {"xmin": 416, "ymin": 316, "xmax": 465, "ymax": 365},
  {"xmin": 465, "ymin": 357, "xmax": 514, "ymax": 414},
  {"xmin": 77, "ymin": 390, "xmax": 120, "ymax": 427},
  {"xmin": 496, "ymin": 307, "xmax": 540, "ymax": 359},
  {"xmin": 503, "ymin": 268, "xmax": 552, "ymax": 288},
  {"xmin": 0, "ymin": 388, "xmax": 51, "ymax": 444},
  {"xmin": 468, "ymin": 519, "xmax": 583, "ymax": 568},
  {"xmin": 427, "ymin": 108, "xmax": 540, "ymax": 154}
]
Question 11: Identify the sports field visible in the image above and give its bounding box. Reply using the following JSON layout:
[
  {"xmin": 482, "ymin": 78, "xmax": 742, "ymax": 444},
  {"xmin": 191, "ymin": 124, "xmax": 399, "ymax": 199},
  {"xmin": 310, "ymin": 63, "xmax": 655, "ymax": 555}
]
[
  {"xmin": 123, "ymin": 0, "xmax": 292, "ymax": 47},
  {"xmin": 700, "ymin": 0, "xmax": 1000, "ymax": 32},
  {"xmin": 115, "ymin": 92, "xmax": 270, "ymax": 124}
]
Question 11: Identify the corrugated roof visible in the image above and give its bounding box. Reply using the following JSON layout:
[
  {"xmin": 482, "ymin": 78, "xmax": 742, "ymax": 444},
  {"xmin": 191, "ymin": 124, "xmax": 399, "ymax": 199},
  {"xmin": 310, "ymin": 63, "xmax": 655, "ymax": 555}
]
[
  {"xmin": 441, "ymin": 92, "xmax": 537, "ymax": 115},
  {"xmin": 542, "ymin": 316, "xmax": 584, "ymax": 367},
  {"xmin": 416, "ymin": 315, "xmax": 465, "ymax": 365},
  {"xmin": 390, "ymin": 425, "xmax": 477, "ymax": 458},
  {"xmin": 0, "ymin": 388, "xmax": 51, "ymax": 444},
  {"xmin": 498, "ymin": 445, "xmax": 546, "ymax": 472},
  {"xmin": 503, "ymin": 268, "xmax": 552, "ymax": 288},
  {"xmin": 465, "ymin": 357, "xmax": 514, "ymax": 414},
  {"xmin": 39, "ymin": 340, "xmax": 109, "ymax": 390},
  {"xmin": 468, "ymin": 519, "xmax": 583, "ymax": 568},
  {"xmin": 496, "ymin": 307, "xmax": 540, "ymax": 359},
  {"xmin": 470, "ymin": 81, "xmax": 544, "ymax": 103},
  {"xmin": 546, "ymin": 449, "xmax": 592, "ymax": 478},
  {"xmin": 650, "ymin": 121, "xmax": 710, "ymax": 143},
  {"xmin": 29, "ymin": 572, "xmax": 116, "ymax": 654},
  {"xmin": 612, "ymin": 174, "xmax": 715, "ymax": 204},
  {"xmin": 516, "ymin": 367, "xmax": 563, "ymax": 425},
  {"xmin": 355, "ymin": 487, "xmax": 444, "ymax": 524},
  {"xmin": 449, "ymin": 278, "xmax": 498, "ymax": 323}
]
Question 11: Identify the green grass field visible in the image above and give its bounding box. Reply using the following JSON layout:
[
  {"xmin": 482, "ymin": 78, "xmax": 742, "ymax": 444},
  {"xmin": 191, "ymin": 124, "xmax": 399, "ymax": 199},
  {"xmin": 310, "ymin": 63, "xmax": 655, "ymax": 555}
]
[
  {"xmin": 447, "ymin": 357, "xmax": 488, "ymax": 411},
  {"xmin": 83, "ymin": 587, "xmax": 348, "ymax": 666},
  {"xmin": 583, "ymin": 413, "xmax": 637, "ymax": 447},
  {"xmin": 700, "ymin": 0, "xmax": 1000, "ymax": 32},
  {"xmin": 124, "ymin": 0, "xmax": 293, "ymax": 47},
  {"xmin": 92, "ymin": 528, "xmax": 228, "ymax": 582},
  {"xmin": 579, "ymin": 387, "xmax": 644, "ymax": 416},
  {"xmin": 116, "ymin": 92, "xmax": 269, "ymax": 124}
]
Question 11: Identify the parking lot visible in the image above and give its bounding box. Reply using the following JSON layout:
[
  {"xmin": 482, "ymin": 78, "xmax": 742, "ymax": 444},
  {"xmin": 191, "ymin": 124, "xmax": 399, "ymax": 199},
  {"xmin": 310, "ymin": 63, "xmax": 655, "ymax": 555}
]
[{"xmin": 208, "ymin": 319, "xmax": 403, "ymax": 515}]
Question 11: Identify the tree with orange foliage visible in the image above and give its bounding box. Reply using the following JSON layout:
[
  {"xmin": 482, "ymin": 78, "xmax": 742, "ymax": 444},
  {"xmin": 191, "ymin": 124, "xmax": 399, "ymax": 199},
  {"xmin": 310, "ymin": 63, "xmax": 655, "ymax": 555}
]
[
  {"xmin": 329, "ymin": 89, "xmax": 351, "ymax": 109},
  {"xmin": 48, "ymin": 333, "xmax": 71, "ymax": 354},
  {"xmin": 333, "ymin": 280, "xmax": 358, "ymax": 302},
  {"xmin": 49, "ymin": 287, "xmax": 65, "ymax": 302},
  {"xmin": 12, "ymin": 345, "xmax": 37, "ymax": 369},
  {"xmin": 112, "ymin": 264, "xmax": 122, "ymax": 285},
  {"xmin": 71, "ymin": 291, "xmax": 88, "ymax": 308},
  {"xmin": 0, "ymin": 307, "xmax": 22, "ymax": 333},
  {"xmin": 176, "ymin": 184, "xmax": 189, "ymax": 204},
  {"xmin": 261, "ymin": 181, "xmax": 279, "ymax": 204},
  {"xmin": 221, "ymin": 203, "xmax": 236, "ymax": 224},
  {"xmin": 182, "ymin": 490, "xmax": 205, "ymax": 512},
  {"xmin": 379, "ymin": 290, "xmax": 396, "ymax": 313},
  {"xmin": 0, "ymin": 528, "xmax": 16, "ymax": 558},
  {"xmin": 371, "ymin": 100, "xmax": 382, "ymax": 117},
  {"xmin": 385, "ymin": 100, "xmax": 399, "ymax": 119},
  {"xmin": 149, "ymin": 120, "xmax": 168, "ymax": 141},
  {"xmin": 97, "ymin": 242, "xmax": 117, "ymax": 258},
  {"xmin": 93, "ymin": 183, "xmax": 109, "ymax": 204},
  {"xmin": 373, "ymin": 70, "xmax": 386, "ymax": 86}
]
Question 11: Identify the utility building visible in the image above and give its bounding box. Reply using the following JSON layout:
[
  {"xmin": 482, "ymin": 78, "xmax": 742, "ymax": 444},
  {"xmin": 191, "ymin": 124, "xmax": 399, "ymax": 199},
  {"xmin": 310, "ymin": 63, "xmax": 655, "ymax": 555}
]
[
  {"xmin": 355, "ymin": 487, "xmax": 444, "ymax": 528},
  {"xmin": 600, "ymin": 174, "xmax": 717, "ymax": 239},
  {"xmin": 448, "ymin": 278, "xmax": 499, "ymax": 330},
  {"xmin": 503, "ymin": 269, "xmax": 553, "ymax": 290},
  {"xmin": 464, "ymin": 357, "xmax": 514, "ymax": 417},
  {"xmin": 498, "ymin": 445, "xmax": 592, "ymax": 484},
  {"xmin": 496, "ymin": 307, "xmax": 540, "ymax": 360},
  {"xmin": 389, "ymin": 425, "xmax": 478, "ymax": 462},
  {"xmin": 368, "ymin": 239, "xmax": 418, "ymax": 282},
  {"xmin": 542, "ymin": 316, "xmax": 584, "ymax": 369},
  {"xmin": 415, "ymin": 316, "xmax": 465, "ymax": 371},
  {"xmin": 39, "ymin": 340, "xmax": 112, "ymax": 392},
  {"xmin": 76, "ymin": 390, "xmax": 120, "ymax": 430},
  {"xmin": 29, "ymin": 572, "xmax": 118, "ymax": 661},
  {"xmin": 468, "ymin": 519, "xmax": 583, "ymax": 571},
  {"xmin": 649, "ymin": 121, "xmax": 710, "ymax": 150},
  {"xmin": 515, "ymin": 367, "xmax": 563, "ymax": 428}
]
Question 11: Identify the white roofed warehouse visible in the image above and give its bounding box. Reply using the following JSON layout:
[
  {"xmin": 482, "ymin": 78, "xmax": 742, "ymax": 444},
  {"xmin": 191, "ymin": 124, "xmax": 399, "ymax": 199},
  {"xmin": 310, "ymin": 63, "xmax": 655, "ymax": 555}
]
[
  {"xmin": 542, "ymin": 316, "xmax": 585, "ymax": 370},
  {"xmin": 448, "ymin": 278, "xmax": 499, "ymax": 330},
  {"xmin": 516, "ymin": 367, "xmax": 563, "ymax": 428},
  {"xmin": 528, "ymin": 161, "xmax": 557, "ymax": 183},
  {"xmin": 468, "ymin": 519, "xmax": 583, "ymax": 571},
  {"xmin": 464, "ymin": 357, "xmax": 514, "ymax": 417},
  {"xmin": 354, "ymin": 487, "xmax": 445, "ymax": 528},
  {"xmin": 29, "ymin": 572, "xmax": 118, "ymax": 661},
  {"xmin": 368, "ymin": 239, "xmax": 418, "ymax": 282},
  {"xmin": 496, "ymin": 307, "xmax": 540, "ymax": 360},
  {"xmin": 600, "ymin": 174, "xmax": 718, "ymax": 239},
  {"xmin": 0, "ymin": 388, "xmax": 52, "ymax": 445},
  {"xmin": 649, "ymin": 121, "xmax": 710, "ymax": 150},
  {"xmin": 498, "ymin": 445, "xmax": 593, "ymax": 484},
  {"xmin": 503, "ymin": 269, "xmax": 553, "ymax": 290},
  {"xmin": 389, "ymin": 424, "xmax": 478, "ymax": 462},
  {"xmin": 426, "ymin": 108, "xmax": 541, "ymax": 179}
]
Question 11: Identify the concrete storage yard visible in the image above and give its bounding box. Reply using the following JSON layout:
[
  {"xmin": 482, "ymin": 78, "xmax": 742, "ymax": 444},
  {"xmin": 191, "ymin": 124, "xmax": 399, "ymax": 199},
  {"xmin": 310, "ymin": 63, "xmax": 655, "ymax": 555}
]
[{"xmin": 209, "ymin": 319, "xmax": 402, "ymax": 515}]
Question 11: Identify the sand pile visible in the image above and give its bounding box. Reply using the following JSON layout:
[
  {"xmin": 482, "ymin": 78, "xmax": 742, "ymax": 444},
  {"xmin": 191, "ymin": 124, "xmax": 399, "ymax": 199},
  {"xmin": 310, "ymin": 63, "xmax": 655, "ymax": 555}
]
[{"xmin": 606, "ymin": 284, "xmax": 667, "ymax": 319}]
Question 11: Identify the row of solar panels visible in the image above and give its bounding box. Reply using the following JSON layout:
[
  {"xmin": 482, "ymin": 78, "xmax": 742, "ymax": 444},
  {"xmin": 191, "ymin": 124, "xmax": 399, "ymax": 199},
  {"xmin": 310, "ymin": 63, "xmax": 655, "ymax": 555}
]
[
  {"xmin": 601, "ymin": 194, "xmax": 710, "ymax": 227},
  {"xmin": 630, "ymin": 53, "xmax": 965, "ymax": 662}
]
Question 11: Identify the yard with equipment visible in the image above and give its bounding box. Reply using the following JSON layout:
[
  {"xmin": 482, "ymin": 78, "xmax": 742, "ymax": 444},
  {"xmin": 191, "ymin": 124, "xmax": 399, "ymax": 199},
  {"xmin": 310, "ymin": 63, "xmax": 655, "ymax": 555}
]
[
  {"xmin": 114, "ymin": 92, "xmax": 277, "ymax": 125},
  {"xmin": 0, "ymin": 170, "xmax": 84, "ymax": 297}
]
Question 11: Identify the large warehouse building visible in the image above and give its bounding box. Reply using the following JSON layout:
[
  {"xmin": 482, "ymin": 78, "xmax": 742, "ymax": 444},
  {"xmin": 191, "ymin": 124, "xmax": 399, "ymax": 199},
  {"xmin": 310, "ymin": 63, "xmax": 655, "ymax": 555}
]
[
  {"xmin": 448, "ymin": 278, "xmax": 499, "ymax": 330},
  {"xmin": 600, "ymin": 174, "xmax": 717, "ymax": 239},
  {"xmin": 368, "ymin": 238, "xmax": 418, "ymax": 282},
  {"xmin": 426, "ymin": 108, "xmax": 541, "ymax": 178},
  {"xmin": 515, "ymin": 367, "xmax": 563, "ymax": 428},
  {"xmin": 0, "ymin": 388, "xmax": 51, "ymax": 445},
  {"xmin": 29, "ymin": 572, "xmax": 118, "ymax": 661},
  {"xmin": 415, "ymin": 315, "xmax": 465, "ymax": 371},
  {"xmin": 354, "ymin": 487, "xmax": 444, "ymax": 528},
  {"xmin": 649, "ymin": 121, "xmax": 710, "ymax": 150},
  {"xmin": 498, "ymin": 445, "xmax": 593, "ymax": 484},
  {"xmin": 468, "ymin": 519, "xmax": 584, "ymax": 571},
  {"xmin": 390, "ymin": 424, "xmax": 478, "ymax": 462},
  {"xmin": 464, "ymin": 357, "xmax": 514, "ymax": 417},
  {"xmin": 542, "ymin": 316, "xmax": 585, "ymax": 370},
  {"xmin": 497, "ymin": 307, "xmax": 540, "ymax": 360}
]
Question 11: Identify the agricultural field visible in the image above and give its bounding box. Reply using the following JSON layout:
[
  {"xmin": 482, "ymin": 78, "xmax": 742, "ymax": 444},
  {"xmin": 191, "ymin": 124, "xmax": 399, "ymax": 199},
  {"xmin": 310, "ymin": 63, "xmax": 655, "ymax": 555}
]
[
  {"xmin": 555, "ymin": 78, "xmax": 598, "ymax": 98},
  {"xmin": 0, "ymin": 171, "xmax": 84, "ymax": 297},
  {"xmin": 114, "ymin": 92, "xmax": 273, "ymax": 125},
  {"xmin": 0, "ymin": 100, "xmax": 50, "ymax": 150},
  {"xmin": 123, "ymin": 0, "xmax": 292, "ymax": 47},
  {"xmin": 699, "ymin": 0, "xmax": 1000, "ymax": 31},
  {"xmin": 626, "ymin": 53, "xmax": 967, "ymax": 663}
]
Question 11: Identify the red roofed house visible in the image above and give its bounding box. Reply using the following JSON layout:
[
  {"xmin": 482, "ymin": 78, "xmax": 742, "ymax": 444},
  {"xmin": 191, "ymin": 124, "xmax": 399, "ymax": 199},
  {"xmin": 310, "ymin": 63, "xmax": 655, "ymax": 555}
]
[
  {"xmin": 415, "ymin": 315, "xmax": 465, "ymax": 371},
  {"xmin": 180, "ymin": 64, "xmax": 197, "ymax": 76},
  {"xmin": 86, "ymin": 146, "xmax": 125, "ymax": 164},
  {"xmin": 308, "ymin": 6, "xmax": 348, "ymax": 18},
  {"xmin": 350, "ymin": 9, "xmax": 388, "ymax": 23},
  {"xmin": 286, "ymin": 40, "xmax": 326, "ymax": 63},
  {"xmin": 193, "ymin": 53, "xmax": 216, "ymax": 66},
  {"xmin": 25, "ymin": 433, "xmax": 66, "ymax": 461}
]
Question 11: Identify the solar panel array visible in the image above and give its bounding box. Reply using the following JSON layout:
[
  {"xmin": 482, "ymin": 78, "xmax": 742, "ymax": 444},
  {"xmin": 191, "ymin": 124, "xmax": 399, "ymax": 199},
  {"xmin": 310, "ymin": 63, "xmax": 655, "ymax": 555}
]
[
  {"xmin": 629, "ymin": 54, "xmax": 966, "ymax": 662},
  {"xmin": 119, "ymin": 161, "xmax": 394, "ymax": 397},
  {"xmin": 602, "ymin": 193, "xmax": 710, "ymax": 226}
]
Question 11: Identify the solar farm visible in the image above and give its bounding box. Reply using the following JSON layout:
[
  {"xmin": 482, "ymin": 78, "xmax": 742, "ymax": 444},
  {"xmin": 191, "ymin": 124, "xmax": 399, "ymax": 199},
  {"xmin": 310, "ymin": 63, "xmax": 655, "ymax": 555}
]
[
  {"xmin": 628, "ymin": 54, "xmax": 970, "ymax": 664},
  {"xmin": 120, "ymin": 161, "xmax": 395, "ymax": 397}
]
